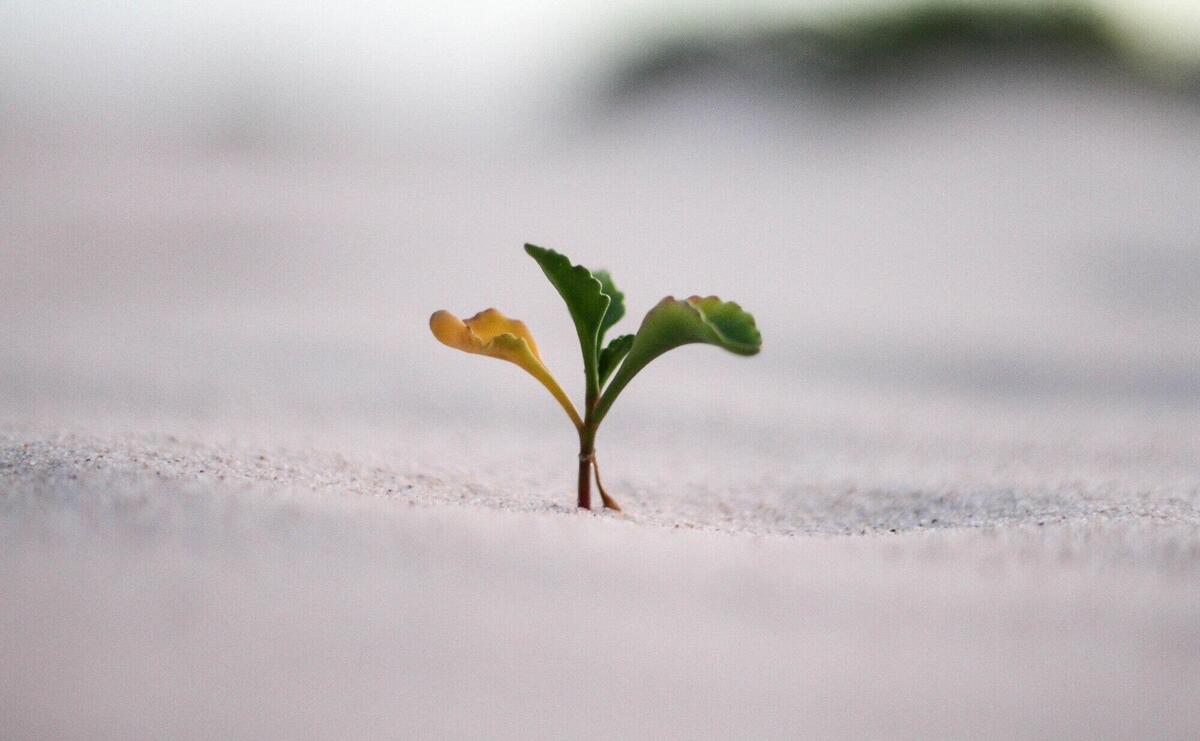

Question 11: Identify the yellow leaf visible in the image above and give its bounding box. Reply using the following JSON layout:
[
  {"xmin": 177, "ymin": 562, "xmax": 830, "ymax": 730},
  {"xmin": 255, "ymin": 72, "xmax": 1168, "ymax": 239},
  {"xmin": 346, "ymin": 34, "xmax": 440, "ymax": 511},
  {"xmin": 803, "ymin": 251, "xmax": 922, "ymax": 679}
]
[{"xmin": 429, "ymin": 308, "xmax": 582, "ymax": 429}]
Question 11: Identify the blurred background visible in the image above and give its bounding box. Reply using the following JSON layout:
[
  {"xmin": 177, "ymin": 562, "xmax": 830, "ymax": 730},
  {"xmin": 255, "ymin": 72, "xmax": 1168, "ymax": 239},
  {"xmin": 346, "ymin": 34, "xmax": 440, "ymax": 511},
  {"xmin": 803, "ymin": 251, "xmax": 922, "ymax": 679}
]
[
  {"xmin": 3, "ymin": 0, "xmax": 1199, "ymax": 456},
  {"xmin": 7, "ymin": 7, "xmax": 1200, "ymax": 734}
]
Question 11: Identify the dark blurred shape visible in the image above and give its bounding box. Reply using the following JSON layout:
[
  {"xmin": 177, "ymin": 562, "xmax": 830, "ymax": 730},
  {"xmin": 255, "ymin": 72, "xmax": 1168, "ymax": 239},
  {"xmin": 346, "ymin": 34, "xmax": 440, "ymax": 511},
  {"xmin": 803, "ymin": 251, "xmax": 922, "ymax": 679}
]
[{"xmin": 607, "ymin": 3, "xmax": 1197, "ymax": 103}]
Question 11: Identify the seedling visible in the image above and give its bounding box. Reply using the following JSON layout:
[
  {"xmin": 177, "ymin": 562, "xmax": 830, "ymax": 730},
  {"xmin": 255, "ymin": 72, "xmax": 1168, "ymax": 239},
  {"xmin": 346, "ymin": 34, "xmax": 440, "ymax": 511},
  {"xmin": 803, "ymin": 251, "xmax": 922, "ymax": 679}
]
[{"xmin": 430, "ymin": 243, "xmax": 762, "ymax": 511}]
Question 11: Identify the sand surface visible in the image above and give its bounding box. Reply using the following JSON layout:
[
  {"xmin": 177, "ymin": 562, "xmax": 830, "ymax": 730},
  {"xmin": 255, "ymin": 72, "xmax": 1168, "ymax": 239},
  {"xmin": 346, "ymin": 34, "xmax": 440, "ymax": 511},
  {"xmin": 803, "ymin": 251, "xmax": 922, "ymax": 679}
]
[{"xmin": 3, "ymin": 74, "xmax": 1200, "ymax": 738}]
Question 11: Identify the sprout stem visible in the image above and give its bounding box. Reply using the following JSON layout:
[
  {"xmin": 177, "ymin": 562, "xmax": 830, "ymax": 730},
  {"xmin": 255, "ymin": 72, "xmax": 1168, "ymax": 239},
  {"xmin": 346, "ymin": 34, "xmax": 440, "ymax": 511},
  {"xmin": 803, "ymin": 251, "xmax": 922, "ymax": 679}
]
[
  {"xmin": 577, "ymin": 425, "xmax": 596, "ymax": 510},
  {"xmin": 577, "ymin": 447, "xmax": 592, "ymax": 510}
]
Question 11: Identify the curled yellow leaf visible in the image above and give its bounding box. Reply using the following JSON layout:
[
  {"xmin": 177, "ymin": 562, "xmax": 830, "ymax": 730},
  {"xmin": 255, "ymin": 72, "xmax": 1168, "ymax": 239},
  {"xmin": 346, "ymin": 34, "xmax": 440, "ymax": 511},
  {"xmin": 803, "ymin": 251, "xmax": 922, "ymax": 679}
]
[{"xmin": 430, "ymin": 308, "xmax": 583, "ymax": 429}]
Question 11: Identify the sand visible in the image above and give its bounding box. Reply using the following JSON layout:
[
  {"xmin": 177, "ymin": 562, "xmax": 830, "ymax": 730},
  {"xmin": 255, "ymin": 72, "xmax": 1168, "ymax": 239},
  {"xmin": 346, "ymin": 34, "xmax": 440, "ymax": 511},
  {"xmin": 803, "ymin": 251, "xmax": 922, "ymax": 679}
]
[{"xmin": 2, "ymin": 419, "xmax": 1198, "ymax": 739}]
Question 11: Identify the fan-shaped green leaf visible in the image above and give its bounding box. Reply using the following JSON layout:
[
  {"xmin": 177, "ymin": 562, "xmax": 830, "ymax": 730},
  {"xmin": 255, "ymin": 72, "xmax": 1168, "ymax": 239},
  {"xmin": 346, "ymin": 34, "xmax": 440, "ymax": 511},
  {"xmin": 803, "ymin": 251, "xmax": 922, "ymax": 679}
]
[
  {"xmin": 593, "ymin": 296, "xmax": 761, "ymax": 423},
  {"xmin": 524, "ymin": 243, "xmax": 611, "ymax": 395},
  {"xmin": 593, "ymin": 269, "xmax": 625, "ymax": 344},
  {"xmin": 598, "ymin": 333, "xmax": 634, "ymax": 388}
]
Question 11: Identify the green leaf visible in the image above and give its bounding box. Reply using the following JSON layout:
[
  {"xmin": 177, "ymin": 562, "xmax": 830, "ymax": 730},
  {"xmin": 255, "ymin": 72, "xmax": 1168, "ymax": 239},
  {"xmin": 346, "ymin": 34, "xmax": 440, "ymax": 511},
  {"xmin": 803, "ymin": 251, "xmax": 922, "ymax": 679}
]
[
  {"xmin": 593, "ymin": 269, "xmax": 625, "ymax": 344},
  {"xmin": 597, "ymin": 333, "xmax": 634, "ymax": 388},
  {"xmin": 593, "ymin": 295, "xmax": 761, "ymax": 424},
  {"xmin": 524, "ymin": 243, "xmax": 611, "ymax": 396}
]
